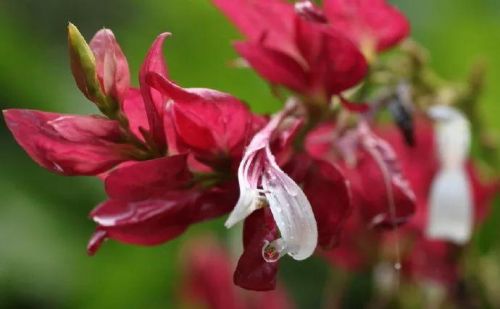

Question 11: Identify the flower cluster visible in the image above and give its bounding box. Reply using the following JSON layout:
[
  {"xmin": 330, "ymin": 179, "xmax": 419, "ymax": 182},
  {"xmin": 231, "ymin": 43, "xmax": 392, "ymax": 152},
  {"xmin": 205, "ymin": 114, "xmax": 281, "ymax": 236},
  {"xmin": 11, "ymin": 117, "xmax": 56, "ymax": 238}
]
[{"xmin": 3, "ymin": 0, "xmax": 498, "ymax": 298}]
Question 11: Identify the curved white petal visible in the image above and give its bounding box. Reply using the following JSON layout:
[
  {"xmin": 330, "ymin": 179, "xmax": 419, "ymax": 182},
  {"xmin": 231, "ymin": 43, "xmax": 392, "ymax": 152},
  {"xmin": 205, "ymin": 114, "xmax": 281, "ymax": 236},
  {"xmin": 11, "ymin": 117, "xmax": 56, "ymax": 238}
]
[
  {"xmin": 262, "ymin": 147, "xmax": 318, "ymax": 261},
  {"xmin": 224, "ymin": 152, "xmax": 262, "ymax": 228},
  {"xmin": 427, "ymin": 106, "xmax": 473, "ymax": 244}
]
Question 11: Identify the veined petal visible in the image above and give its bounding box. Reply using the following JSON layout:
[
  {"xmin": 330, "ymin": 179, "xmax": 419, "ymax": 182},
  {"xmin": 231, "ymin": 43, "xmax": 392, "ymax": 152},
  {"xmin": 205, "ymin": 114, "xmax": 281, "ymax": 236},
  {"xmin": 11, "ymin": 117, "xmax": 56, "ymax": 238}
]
[
  {"xmin": 224, "ymin": 114, "xmax": 285, "ymax": 228},
  {"xmin": 225, "ymin": 152, "xmax": 264, "ymax": 227},
  {"xmin": 226, "ymin": 107, "xmax": 318, "ymax": 261}
]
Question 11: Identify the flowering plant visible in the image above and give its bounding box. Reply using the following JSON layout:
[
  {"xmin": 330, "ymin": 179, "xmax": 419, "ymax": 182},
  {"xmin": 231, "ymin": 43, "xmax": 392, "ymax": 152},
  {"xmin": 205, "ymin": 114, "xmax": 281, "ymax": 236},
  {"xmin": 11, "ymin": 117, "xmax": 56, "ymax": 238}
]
[{"xmin": 3, "ymin": 0, "xmax": 499, "ymax": 306}]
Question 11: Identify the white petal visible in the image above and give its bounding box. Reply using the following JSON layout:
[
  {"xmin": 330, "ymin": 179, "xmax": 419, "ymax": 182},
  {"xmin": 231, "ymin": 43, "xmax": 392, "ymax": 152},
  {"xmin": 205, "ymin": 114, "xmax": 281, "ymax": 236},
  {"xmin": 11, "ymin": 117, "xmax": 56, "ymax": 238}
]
[
  {"xmin": 225, "ymin": 189, "xmax": 263, "ymax": 228},
  {"xmin": 426, "ymin": 106, "xmax": 473, "ymax": 244},
  {"xmin": 262, "ymin": 148, "xmax": 318, "ymax": 261},
  {"xmin": 224, "ymin": 152, "xmax": 263, "ymax": 228},
  {"xmin": 426, "ymin": 168, "xmax": 473, "ymax": 244},
  {"xmin": 428, "ymin": 106, "xmax": 471, "ymax": 169}
]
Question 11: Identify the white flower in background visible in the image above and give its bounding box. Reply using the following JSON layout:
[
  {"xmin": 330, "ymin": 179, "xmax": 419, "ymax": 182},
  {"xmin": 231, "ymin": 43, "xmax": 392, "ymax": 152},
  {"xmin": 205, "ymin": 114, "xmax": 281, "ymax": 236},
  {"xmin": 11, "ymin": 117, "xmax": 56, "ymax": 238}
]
[
  {"xmin": 426, "ymin": 106, "xmax": 473, "ymax": 244},
  {"xmin": 225, "ymin": 110, "xmax": 318, "ymax": 262}
]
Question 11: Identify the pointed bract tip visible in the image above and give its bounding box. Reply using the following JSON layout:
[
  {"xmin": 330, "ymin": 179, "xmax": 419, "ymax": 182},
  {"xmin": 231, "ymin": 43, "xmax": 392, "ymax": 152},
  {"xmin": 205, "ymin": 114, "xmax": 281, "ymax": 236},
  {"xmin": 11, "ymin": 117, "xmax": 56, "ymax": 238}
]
[
  {"xmin": 94, "ymin": 28, "xmax": 115, "ymax": 38},
  {"xmin": 67, "ymin": 22, "xmax": 84, "ymax": 40},
  {"xmin": 158, "ymin": 32, "xmax": 172, "ymax": 38},
  {"xmin": 87, "ymin": 229, "xmax": 108, "ymax": 256}
]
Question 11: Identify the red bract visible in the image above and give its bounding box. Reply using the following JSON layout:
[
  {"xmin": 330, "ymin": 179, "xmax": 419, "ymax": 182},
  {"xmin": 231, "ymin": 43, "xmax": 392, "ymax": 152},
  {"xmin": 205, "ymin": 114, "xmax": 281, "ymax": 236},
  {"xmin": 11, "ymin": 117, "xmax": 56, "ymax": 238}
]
[
  {"xmin": 234, "ymin": 208, "xmax": 281, "ymax": 291},
  {"xmin": 87, "ymin": 154, "xmax": 239, "ymax": 254},
  {"xmin": 324, "ymin": 0, "xmax": 410, "ymax": 52},
  {"xmin": 214, "ymin": 0, "xmax": 367, "ymax": 103},
  {"xmin": 139, "ymin": 33, "xmax": 170, "ymax": 153},
  {"xmin": 181, "ymin": 237, "xmax": 295, "ymax": 309},
  {"xmin": 3, "ymin": 110, "xmax": 136, "ymax": 175},
  {"xmin": 147, "ymin": 73, "xmax": 262, "ymax": 167}
]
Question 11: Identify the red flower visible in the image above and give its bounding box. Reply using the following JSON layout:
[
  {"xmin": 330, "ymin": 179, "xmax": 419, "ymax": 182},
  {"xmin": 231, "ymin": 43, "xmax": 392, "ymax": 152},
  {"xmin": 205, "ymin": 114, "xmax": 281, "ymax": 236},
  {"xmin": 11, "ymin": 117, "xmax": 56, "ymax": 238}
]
[
  {"xmin": 379, "ymin": 120, "xmax": 498, "ymax": 285},
  {"xmin": 4, "ymin": 25, "xmax": 267, "ymax": 257},
  {"xmin": 213, "ymin": 0, "xmax": 367, "ymax": 103},
  {"xmin": 324, "ymin": 0, "xmax": 410, "ymax": 53}
]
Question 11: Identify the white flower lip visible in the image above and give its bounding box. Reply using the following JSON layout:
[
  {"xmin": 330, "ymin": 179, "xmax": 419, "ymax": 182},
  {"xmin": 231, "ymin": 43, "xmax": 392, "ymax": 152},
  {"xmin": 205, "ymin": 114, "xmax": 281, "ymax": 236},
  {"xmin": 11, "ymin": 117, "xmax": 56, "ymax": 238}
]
[
  {"xmin": 426, "ymin": 106, "xmax": 473, "ymax": 244},
  {"xmin": 225, "ymin": 110, "xmax": 318, "ymax": 261}
]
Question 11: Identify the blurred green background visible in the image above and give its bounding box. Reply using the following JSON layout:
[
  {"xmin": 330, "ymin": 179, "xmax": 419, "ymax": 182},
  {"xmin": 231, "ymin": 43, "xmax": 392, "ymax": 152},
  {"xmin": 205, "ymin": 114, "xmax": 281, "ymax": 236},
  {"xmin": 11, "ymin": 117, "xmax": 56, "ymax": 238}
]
[{"xmin": 0, "ymin": 0, "xmax": 499, "ymax": 308}]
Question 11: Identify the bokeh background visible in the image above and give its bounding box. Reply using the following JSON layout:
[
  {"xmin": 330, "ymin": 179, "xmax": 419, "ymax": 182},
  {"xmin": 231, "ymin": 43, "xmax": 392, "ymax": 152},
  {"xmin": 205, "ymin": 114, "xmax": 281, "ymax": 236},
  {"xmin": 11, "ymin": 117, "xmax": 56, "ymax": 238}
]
[{"xmin": 0, "ymin": 0, "xmax": 499, "ymax": 308}]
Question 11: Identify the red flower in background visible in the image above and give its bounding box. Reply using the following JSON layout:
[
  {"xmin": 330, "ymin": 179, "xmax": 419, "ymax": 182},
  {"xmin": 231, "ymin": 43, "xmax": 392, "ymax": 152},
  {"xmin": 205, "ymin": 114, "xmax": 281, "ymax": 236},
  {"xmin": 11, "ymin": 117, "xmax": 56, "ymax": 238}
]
[
  {"xmin": 213, "ymin": 0, "xmax": 367, "ymax": 104},
  {"xmin": 306, "ymin": 122, "xmax": 416, "ymax": 228},
  {"xmin": 324, "ymin": 0, "xmax": 410, "ymax": 53},
  {"xmin": 319, "ymin": 119, "xmax": 498, "ymax": 286},
  {"xmin": 380, "ymin": 119, "xmax": 498, "ymax": 285},
  {"xmin": 180, "ymin": 237, "xmax": 294, "ymax": 309}
]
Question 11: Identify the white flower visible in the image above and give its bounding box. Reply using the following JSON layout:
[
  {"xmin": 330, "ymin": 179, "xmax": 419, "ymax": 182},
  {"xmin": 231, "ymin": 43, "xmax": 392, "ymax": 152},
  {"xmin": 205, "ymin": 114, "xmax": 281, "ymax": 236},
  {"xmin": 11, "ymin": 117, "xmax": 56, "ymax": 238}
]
[
  {"xmin": 426, "ymin": 106, "xmax": 473, "ymax": 244},
  {"xmin": 225, "ymin": 111, "xmax": 318, "ymax": 261}
]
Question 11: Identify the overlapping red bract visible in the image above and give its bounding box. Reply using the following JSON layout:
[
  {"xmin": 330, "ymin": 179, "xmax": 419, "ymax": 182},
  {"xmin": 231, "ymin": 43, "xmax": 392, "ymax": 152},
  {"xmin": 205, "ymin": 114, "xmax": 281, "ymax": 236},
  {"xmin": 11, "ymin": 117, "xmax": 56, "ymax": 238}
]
[
  {"xmin": 4, "ymin": 29, "xmax": 261, "ymax": 257},
  {"xmin": 214, "ymin": 0, "xmax": 368, "ymax": 103}
]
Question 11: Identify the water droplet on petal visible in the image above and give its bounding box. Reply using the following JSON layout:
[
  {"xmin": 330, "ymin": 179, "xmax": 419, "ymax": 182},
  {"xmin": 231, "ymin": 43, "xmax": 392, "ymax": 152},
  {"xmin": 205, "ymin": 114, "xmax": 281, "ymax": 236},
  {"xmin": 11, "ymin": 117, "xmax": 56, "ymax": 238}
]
[{"xmin": 262, "ymin": 238, "xmax": 287, "ymax": 263}]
